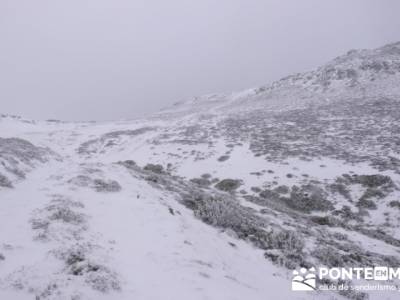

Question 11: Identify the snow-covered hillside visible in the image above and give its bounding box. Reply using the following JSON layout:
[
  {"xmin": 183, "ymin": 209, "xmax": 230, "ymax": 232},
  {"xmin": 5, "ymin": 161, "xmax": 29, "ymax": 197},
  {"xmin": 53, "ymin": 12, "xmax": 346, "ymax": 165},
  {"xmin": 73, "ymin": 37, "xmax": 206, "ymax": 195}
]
[{"xmin": 1, "ymin": 41, "xmax": 400, "ymax": 300}]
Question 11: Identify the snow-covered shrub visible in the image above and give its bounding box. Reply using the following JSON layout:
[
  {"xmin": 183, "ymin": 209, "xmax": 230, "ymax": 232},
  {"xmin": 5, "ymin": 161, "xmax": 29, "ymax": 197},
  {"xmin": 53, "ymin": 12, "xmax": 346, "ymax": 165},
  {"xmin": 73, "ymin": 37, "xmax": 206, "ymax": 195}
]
[
  {"xmin": 313, "ymin": 246, "xmax": 345, "ymax": 267},
  {"xmin": 388, "ymin": 200, "xmax": 400, "ymax": 209},
  {"xmin": 0, "ymin": 173, "xmax": 12, "ymax": 188},
  {"xmin": 250, "ymin": 186, "xmax": 261, "ymax": 193},
  {"xmin": 217, "ymin": 155, "xmax": 230, "ymax": 162},
  {"xmin": 201, "ymin": 173, "xmax": 212, "ymax": 179},
  {"xmin": 360, "ymin": 188, "xmax": 385, "ymax": 200},
  {"xmin": 68, "ymin": 175, "xmax": 92, "ymax": 187},
  {"xmin": 85, "ymin": 266, "xmax": 120, "ymax": 292},
  {"xmin": 273, "ymin": 185, "xmax": 289, "ymax": 194},
  {"xmin": 49, "ymin": 195, "xmax": 85, "ymax": 209},
  {"xmin": 31, "ymin": 218, "xmax": 50, "ymax": 231},
  {"xmin": 357, "ymin": 228, "xmax": 400, "ymax": 247},
  {"xmin": 69, "ymin": 175, "xmax": 122, "ymax": 193},
  {"xmin": 31, "ymin": 196, "xmax": 87, "ymax": 242},
  {"xmin": 259, "ymin": 189, "xmax": 280, "ymax": 200},
  {"xmin": 58, "ymin": 246, "xmax": 120, "ymax": 293},
  {"xmin": 143, "ymin": 163, "xmax": 164, "ymax": 174},
  {"xmin": 264, "ymin": 250, "xmax": 308, "ymax": 269},
  {"xmin": 310, "ymin": 216, "xmax": 339, "ymax": 226},
  {"xmin": 49, "ymin": 206, "xmax": 86, "ymax": 225},
  {"xmin": 243, "ymin": 195, "xmax": 271, "ymax": 207},
  {"xmin": 262, "ymin": 230, "xmax": 307, "ymax": 268},
  {"xmin": 332, "ymin": 205, "xmax": 363, "ymax": 222},
  {"xmin": 93, "ymin": 179, "xmax": 121, "ymax": 193},
  {"xmin": 191, "ymin": 194, "xmax": 262, "ymax": 237},
  {"xmin": 190, "ymin": 177, "xmax": 211, "ymax": 187},
  {"xmin": 214, "ymin": 179, "xmax": 242, "ymax": 192},
  {"xmin": 282, "ymin": 184, "xmax": 333, "ymax": 213},
  {"xmin": 65, "ymin": 250, "xmax": 86, "ymax": 267},
  {"xmin": 0, "ymin": 137, "xmax": 50, "ymax": 164},
  {"xmin": 329, "ymin": 182, "xmax": 351, "ymax": 200},
  {"xmin": 78, "ymin": 127, "xmax": 154, "ymax": 154},
  {"xmin": 264, "ymin": 230, "xmax": 305, "ymax": 253},
  {"xmin": 0, "ymin": 138, "xmax": 55, "ymax": 186},
  {"xmin": 343, "ymin": 174, "xmax": 394, "ymax": 189},
  {"xmin": 66, "ymin": 255, "xmax": 120, "ymax": 292},
  {"xmin": 356, "ymin": 198, "xmax": 377, "ymax": 210},
  {"xmin": 118, "ymin": 160, "xmax": 137, "ymax": 170}
]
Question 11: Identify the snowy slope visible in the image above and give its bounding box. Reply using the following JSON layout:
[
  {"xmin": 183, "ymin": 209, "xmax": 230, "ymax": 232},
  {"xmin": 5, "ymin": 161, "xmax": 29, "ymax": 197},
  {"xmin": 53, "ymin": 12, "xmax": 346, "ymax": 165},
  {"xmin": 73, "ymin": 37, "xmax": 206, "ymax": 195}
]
[
  {"xmin": 0, "ymin": 125, "xmax": 322, "ymax": 300},
  {"xmin": 1, "ymin": 41, "xmax": 400, "ymax": 300},
  {"xmin": 0, "ymin": 159, "xmax": 294, "ymax": 300}
]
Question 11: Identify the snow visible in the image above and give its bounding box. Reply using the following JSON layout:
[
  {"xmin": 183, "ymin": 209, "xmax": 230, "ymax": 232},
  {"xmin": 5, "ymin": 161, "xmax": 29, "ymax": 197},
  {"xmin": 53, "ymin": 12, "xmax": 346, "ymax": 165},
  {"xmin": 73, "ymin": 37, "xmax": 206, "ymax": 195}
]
[
  {"xmin": 2, "ymin": 41, "xmax": 400, "ymax": 299},
  {"xmin": 0, "ymin": 152, "xmax": 328, "ymax": 300}
]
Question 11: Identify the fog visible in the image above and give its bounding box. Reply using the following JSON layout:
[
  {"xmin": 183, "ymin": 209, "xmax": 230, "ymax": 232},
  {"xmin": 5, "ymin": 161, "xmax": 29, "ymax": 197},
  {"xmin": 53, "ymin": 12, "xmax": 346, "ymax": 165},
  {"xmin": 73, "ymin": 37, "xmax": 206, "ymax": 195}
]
[{"xmin": 1, "ymin": 0, "xmax": 400, "ymax": 121}]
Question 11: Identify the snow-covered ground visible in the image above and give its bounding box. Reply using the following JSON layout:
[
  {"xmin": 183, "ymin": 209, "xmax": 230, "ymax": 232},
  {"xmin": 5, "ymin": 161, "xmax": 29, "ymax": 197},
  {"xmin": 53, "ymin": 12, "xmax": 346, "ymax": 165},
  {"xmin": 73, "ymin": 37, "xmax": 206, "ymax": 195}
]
[
  {"xmin": 1, "ymin": 130, "xmax": 344, "ymax": 299},
  {"xmin": 2, "ymin": 41, "xmax": 400, "ymax": 300}
]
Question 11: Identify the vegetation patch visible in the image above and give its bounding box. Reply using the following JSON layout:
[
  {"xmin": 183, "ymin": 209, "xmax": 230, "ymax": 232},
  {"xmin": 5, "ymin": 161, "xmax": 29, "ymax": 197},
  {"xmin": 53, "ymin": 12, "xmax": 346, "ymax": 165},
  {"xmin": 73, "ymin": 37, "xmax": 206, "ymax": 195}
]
[{"xmin": 215, "ymin": 179, "xmax": 242, "ymax": 192}]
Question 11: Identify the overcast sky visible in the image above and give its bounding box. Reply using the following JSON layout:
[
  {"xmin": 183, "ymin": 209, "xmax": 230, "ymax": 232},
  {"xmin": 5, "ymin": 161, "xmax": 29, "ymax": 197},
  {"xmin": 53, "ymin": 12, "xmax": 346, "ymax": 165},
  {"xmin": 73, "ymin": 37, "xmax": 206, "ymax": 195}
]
[{"xmin": 1, "ymin": 0, "xmax": 400, "ymax": 121}]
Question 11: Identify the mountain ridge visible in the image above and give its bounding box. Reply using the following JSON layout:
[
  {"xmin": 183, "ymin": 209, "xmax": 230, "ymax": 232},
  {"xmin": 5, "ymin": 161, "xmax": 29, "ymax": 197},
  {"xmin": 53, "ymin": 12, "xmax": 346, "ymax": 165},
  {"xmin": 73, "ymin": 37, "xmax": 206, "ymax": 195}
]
[{"xmin": 158, "ymin": 41, "xmax": 400, "ymax": 118}]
